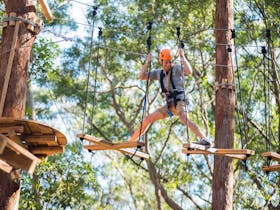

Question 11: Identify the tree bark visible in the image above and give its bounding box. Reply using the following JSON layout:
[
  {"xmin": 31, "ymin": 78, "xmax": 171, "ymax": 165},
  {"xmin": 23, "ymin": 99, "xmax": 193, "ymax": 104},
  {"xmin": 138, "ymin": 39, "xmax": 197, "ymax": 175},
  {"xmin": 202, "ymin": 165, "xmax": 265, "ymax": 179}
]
[
  {"xmin": 0, "ymin": 0, "xmax": 37, "ymax": 209},
  {"xmin": 212, "ymin": 0, "xmax": 234, "ymax": 210}
]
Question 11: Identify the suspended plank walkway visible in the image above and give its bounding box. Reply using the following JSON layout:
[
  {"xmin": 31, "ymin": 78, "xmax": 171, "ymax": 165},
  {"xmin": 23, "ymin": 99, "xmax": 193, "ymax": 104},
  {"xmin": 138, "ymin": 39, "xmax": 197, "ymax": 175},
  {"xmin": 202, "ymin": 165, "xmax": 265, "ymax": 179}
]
[
  {"xmin": 0, "ymin": 118, "xmax": 67, "ymax": 174},
  {"xmin": 262, "ymin": 152, "xmax": 280, "ymax": 172},
  {"xmin": 182, "ymin": 143, "xmax": 255, "ymax": 160},
  {"xmin": 77, "ymin": 133, "xmax": 149, "ymax": 159}
]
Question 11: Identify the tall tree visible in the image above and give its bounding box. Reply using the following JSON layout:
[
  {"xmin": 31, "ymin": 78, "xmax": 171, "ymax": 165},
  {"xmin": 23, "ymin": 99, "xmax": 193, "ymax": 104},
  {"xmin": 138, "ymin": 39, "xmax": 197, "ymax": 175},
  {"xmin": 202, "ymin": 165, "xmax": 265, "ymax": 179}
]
[
  {"xmin": 17, "ymin": 0, "xmax": 280, "ymax": 209},
  {"xmin": 0, "ymin": 0, "xmax": 37, "ymax": 209},
  {"xmin": 212, "ymin": 0, "xmax": 234, "ymax": 209}
]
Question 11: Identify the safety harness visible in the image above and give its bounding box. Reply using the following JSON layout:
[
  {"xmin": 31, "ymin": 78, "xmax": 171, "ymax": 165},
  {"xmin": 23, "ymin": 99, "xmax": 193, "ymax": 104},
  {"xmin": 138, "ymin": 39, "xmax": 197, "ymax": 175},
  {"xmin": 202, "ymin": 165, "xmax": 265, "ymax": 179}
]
[{"xmin": 160, "ymin": 67, "xmax": 184, "ymax": 117}]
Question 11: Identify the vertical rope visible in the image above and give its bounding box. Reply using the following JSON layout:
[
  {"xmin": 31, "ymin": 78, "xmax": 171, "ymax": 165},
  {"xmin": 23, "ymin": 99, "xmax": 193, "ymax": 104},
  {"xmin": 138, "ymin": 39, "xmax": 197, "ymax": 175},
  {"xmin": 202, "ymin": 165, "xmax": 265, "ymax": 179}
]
[
  {"xmin": 265, "ymin": 29, "xmax": 273, "ymax": 147},
  {"xmin": 129, "ymin": 21, "xmax": 152, "ymax": 160},
  {"xmin": 262, "ymin": 29, "xmax": 272, "ymax": 154},
  {"xmin": 137, "ymin": 21, "xmax": 153, "ymax": 143},
  {"xmin": 230, "ymin": 29, "xmax": 249, "ymax": 148},
  {"xmin": 261, "ymin": 45, "xmax": 271, "ymax": 168},
  {"xmin": 176, "ymin": 26, "xmax": 190, "ymax": 144},
  {"xmin": 90, "ymin": 27, "xmax": 102, "ymax": 131},
  {"xmin": 82, "ymin": 6, "xmax": 97, "ymax": 133}
]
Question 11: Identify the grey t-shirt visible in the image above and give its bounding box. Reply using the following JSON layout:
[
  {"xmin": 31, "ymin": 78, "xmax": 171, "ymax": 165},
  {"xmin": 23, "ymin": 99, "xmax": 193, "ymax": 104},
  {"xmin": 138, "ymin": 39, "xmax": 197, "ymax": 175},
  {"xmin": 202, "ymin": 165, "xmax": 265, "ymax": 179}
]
[{"xmin": 148, "ymin": 64, "xmax": 185, "ymax": 100}]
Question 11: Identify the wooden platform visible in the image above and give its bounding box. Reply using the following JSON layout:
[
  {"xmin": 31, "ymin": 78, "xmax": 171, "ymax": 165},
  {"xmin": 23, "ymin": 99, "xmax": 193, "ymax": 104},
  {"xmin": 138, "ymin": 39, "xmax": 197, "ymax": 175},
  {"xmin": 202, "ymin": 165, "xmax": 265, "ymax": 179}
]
[
  {"xmin": 182, "ymin": 143, "xmax": 255, "ymax": 160},
  {"xmin": 78, "ymin": 133, "xmax": 149, "ymax": 159},
  {"xmin": 0, "ymin": 118, "xmax": 67, "ymax": 174},
  {"xmin": 0, "ymin": 134, "xmax": 40, "ymax": 174},
  {"xmin": 262, "ymin": 152, "xmax": 280, "ymax": 172}
]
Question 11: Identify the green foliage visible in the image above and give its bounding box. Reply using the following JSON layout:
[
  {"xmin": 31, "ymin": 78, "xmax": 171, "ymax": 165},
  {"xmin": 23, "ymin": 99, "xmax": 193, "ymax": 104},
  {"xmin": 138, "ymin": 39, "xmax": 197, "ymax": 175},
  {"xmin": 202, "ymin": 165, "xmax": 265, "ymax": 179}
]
[
  {"xmin": 13, "ymin": 0, "xmax": 280, "ymax": 209},
  {"xmin": 20, "ymin": 144, "xmax": 100, "ymax": 209},
  {"xmin": 30, "ymin": 38, "xmax": 60, "ymax": 84}
]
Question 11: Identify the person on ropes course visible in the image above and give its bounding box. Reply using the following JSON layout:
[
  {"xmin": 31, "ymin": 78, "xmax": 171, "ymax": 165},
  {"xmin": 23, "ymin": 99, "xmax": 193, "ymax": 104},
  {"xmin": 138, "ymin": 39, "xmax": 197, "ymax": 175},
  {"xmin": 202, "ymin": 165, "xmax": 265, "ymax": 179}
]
[{"xmin": 128, "ymin": 48, "xmax": 211, "ymax": 146}]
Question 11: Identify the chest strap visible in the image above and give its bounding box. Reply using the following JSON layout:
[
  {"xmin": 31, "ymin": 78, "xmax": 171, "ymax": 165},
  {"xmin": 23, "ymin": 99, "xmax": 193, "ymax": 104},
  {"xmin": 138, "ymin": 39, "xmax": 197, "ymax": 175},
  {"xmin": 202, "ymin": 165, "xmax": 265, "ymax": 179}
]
[{"xmin": 160, "ymin": 67, "xmax": 176, "ymax": 95}]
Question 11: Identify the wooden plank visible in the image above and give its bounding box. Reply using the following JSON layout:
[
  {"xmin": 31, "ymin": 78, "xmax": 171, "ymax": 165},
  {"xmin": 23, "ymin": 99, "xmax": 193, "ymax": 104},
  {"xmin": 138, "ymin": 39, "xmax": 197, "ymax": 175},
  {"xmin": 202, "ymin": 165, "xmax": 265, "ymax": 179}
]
[
  {"xmin": 0, "ymin": 134, "xmax": 41, "ymax": 174},
  {"xmin": 183, "ymin": 143, "xmax": 255, "ymax": 155},
  {"xmin": 84, "ymin": 145, "xmax": 115, "ymax": 151},
  {"xmin": 119, "ymin": 148, "xmax": 149, "ymax": 159},
  {"xmin": 39, "ymin": 0, "xmax": 53, "ymax": 21},
  {"xmin": 0, "ymin": 160, "xmax": 13, "ymax": 173},
  {"xmin": 262, "ymin": 164, "xmax": 280, "ymax": 172},
  {"xmin": 182, "ymin": 148, "xmax": 248, "ymax": 160},
  {"xmin": 183, "ymin": 143, "xmax": 218, "ymax": 153},
  {"xmin": 0, "ymin": 137, "xmax": 7, "ymax": 154},
  {"xmin": 30, "ymin": 146, "xmax": 64, "ymax": 156},
  {"xmin": 0, "ymin": 118, "xmax": 68, "ymax": 147},
  {"xmin": 0, "ymin": 134, "xmax": 38, "ymax": 160},
  {"xmin": 0, "ymin": 20, "xmax": 20, "ymax": 116},
  {"xmin": 84, "ymin": 144, "xmax": 149, "ymax": 159},
  {"xmin": 0, "ymin": 125, "xmax": 24, "ymax": 134},
  {"xmin": 24, "ymin": 134, "xmax": 57, "ymax": 146},
  {"xmin": 84, "ymin": 142, "xmax": 144, "ymax": 150},
  {"xmin": 77, "ymin": 134, "xmax": 113, "ymax": 145},
  {"xmin": 0, "ymin": 146, "xmax": 37, "ymax": 174},
  {"xmin": 112, "ymin": 141, "xmax": 145, "ymax": 149},
  {"xmin": 78, "ymin": 134, "xmax": 144, "ymax": 149},
  {"xmin": 262, "ymin": 152, "xmax": 280, "ymax": 162}
]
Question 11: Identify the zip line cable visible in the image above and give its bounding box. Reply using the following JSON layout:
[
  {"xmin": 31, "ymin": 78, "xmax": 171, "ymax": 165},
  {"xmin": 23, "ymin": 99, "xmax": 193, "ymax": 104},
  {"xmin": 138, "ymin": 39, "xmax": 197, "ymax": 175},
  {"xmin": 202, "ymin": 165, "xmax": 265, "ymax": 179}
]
[
  {"xmin": 82, "ymin": 6, "xmax": 97, "ymax": 134},
  {"xmin": 38, "ymin": 22, "xmax": 280, "ymax": 57}
]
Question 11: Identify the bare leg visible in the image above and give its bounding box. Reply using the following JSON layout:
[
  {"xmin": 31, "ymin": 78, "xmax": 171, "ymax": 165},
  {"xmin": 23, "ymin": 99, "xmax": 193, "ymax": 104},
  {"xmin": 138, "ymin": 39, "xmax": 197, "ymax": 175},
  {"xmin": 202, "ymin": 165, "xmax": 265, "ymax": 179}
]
[
  {"xmin": 178, "ymin": 110, "xmax": 207, "ymax": 139},
  {"xmin": 128, "ymin": 110, "xmax": 167, "ymax": 142}
]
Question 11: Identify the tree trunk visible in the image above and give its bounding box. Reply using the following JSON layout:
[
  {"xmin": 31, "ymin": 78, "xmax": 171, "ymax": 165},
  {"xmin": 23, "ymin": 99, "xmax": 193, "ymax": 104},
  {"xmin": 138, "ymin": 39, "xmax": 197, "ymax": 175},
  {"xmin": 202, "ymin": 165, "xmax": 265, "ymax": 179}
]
[
  {"xmin": 212, "ymin": 0, "xmax": 234, "ymax": 210},
  {"xmin": 0, "ymin": 0, "xmax": 37, "ymax": 209}
]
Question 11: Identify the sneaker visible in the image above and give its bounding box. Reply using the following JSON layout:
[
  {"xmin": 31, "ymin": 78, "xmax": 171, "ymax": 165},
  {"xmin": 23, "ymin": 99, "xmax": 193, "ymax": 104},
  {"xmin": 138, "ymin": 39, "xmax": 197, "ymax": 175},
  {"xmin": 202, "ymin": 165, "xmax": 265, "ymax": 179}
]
[{"xmin": 193, "ymin": 139, "xmax": 212, "ymax": 147}]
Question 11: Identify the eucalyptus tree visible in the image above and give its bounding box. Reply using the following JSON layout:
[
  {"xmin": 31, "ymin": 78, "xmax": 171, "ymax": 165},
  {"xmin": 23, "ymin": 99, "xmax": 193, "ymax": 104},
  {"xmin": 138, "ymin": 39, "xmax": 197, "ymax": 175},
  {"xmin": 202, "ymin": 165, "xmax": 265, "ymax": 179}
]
[{"xmin": 18, "ymin": 0, "xmax": 280, "ymax": 209}]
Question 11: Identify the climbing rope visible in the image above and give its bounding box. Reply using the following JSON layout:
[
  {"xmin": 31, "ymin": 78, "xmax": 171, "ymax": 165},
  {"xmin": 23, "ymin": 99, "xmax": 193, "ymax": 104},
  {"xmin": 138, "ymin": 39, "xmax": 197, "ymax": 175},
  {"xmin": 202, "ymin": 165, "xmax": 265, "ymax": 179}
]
[
  {"xmin": 90, "ymin": 27, "xmax": 103, "ymax": 131},
  {"xmin": 129, "ymin": 21, "xmax": 152, "ymax": 161},
  {"xmin": 229, "ymin": 29, "xmax": 249, "ymax": 149},
  {"xmin": 137, "ymin": 21, "xmax": 153, "ymax": 143},
  {"xmin": 82, "ymin": 6, "xmax": 97, "ymax": 133},
  {"xmin": 262, "ymin": 29, "xmax": 273, "ymax": 158},
  {"xmin": 176, "ymin": 26, "xmax": 190, "ymax": 144}
]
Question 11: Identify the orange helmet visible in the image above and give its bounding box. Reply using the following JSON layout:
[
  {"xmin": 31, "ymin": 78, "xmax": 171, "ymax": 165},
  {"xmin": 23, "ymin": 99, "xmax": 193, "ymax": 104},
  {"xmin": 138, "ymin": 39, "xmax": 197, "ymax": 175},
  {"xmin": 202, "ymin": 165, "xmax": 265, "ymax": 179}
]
[{"xmin": 159, "ymin": 49, "xmax": 172, "ymax": 61}]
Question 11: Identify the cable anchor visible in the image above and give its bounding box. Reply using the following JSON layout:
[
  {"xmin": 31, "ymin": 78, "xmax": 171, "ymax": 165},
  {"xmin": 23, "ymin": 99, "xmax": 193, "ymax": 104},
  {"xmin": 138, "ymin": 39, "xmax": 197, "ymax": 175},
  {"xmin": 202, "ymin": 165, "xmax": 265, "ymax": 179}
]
[
  {"xmin": 231, "ymin": 29, "xmax": 235, "ymax": 39},
  {"xmin": 98, "ymin": 27, "xmax": 103, "ymax": 38},
  {"xmin": 92, "ymin": 6, "xmax": 98, "ymax": 18},
  {"xmin": 261, "ymin": 46, "xmax": 267, "ymax": 55}
]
